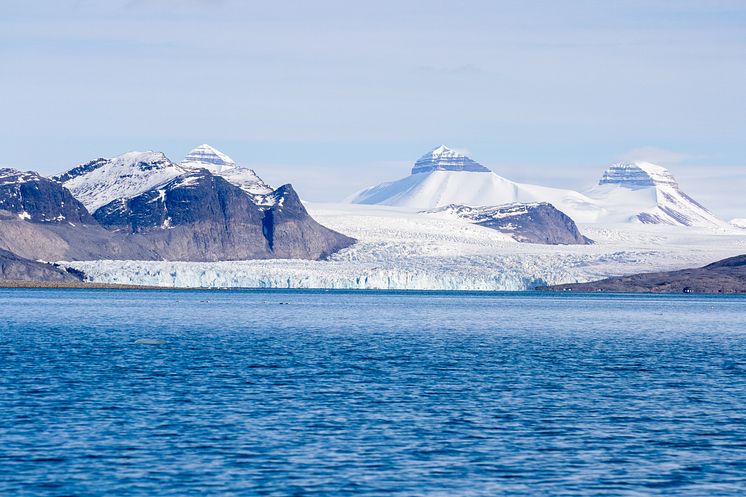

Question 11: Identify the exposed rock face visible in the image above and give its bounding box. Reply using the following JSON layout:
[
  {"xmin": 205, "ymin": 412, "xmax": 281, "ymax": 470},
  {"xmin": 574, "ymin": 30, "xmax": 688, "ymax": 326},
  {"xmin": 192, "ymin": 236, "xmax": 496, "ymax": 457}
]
[
  {"xmin": 94, "ymin": 171, "xmax": 270, "ymax": 261},
  {"xmin": 0, "ymin": 212, "xmax": 159, "ymax": 262},
  {"xmin": 263, "ymin": 184, "xmax": 356, "ymax": 259},
  {"xmin": 425, "ymin": 203, "xmax": 592, "ymax": 245},
  {"xmin": 93, "ymin": 170, "xmax": 354, "ymax": 261},
  {"xmin": 538, "ymin": 255, "xmax": 746, "ymax": 294},
  {"xmin": 1, "ymin": 145, "xmax": 356, "ymax": 265},
  {"xmin": 0, "ymin": 168, "xmax": 94, "ymax": 224},
  {"xmin": 0, "ymin": 168, "xmax": 156, "ymax": 261},
  {"xmin": 410, "ymin": 145, "xmax": 491, "ymax": 174},
  {"xmin": 0, "ymin": 248, "xmax": 82, "ymax": 283}
]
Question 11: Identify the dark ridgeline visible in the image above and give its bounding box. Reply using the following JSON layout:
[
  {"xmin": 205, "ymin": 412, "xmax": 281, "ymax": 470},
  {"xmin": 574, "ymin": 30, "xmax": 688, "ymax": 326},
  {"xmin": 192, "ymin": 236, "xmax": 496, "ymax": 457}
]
[
  {"xmin": 426, "ymin": 202, "xmax": 593, "ymax": 245},
  {"xmin": 538, "ymin": 254, "xmax": 746, "ymax": 294},
  {"xmin": 470, "ymin": 203, "xmax": 592, "ymax": 245},
  {"xmin": 0, "ymin": 160, "xmax": 355, "ymax": 278},
  {"xmin": 0, "ymin": 168, "xmax": 94, "ymax": 225},
  {"xmin": 93, "ymin": 170, "xmax": 353, "ymax": 261}
]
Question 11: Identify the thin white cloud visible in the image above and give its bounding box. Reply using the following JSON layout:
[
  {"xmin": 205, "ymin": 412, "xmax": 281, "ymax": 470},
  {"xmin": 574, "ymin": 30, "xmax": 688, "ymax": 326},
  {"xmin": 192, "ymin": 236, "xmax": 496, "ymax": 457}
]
[{"xmin": 618, "ymin": 146, "xmax": 691, "ymax": 164}]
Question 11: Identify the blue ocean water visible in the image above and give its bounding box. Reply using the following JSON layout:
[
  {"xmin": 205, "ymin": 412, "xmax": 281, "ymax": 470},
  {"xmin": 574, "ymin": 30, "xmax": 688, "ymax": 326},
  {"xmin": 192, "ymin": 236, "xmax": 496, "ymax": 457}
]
[{"xmin": 1, "ymin": 289, "xmax": 745, "ymax": 496}]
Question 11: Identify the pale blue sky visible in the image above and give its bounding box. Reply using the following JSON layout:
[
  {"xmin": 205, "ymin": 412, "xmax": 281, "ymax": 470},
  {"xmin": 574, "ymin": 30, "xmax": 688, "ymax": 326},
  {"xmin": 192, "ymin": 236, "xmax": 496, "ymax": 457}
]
[{"xmin": 1, "ymin": 0, "xmax": 744, "ymax": 218}]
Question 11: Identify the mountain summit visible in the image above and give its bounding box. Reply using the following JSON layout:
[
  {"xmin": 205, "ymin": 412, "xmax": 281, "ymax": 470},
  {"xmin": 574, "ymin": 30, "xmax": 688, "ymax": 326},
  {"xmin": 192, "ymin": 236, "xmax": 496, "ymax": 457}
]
[
  {"xmin": 349, "ymin": 146, "xmax": 598, "ymax": 222},
  {"xmin": 586, "ymin": 161, "xmax": 727, "ymax": 228},
  {"xmin": 598, "ymin": 162, "xmax": 678, "ymax": 188},
  {"xmin": 181, "ymin": 144, "xmax": 273, "ymax": 198},
  {"xmin": 182, "ymin": 144, "xmax": 236, "ymax": 172},
  {"xmin": 411, "ymin": 145, "xmax": 491, "ymax": 174}
]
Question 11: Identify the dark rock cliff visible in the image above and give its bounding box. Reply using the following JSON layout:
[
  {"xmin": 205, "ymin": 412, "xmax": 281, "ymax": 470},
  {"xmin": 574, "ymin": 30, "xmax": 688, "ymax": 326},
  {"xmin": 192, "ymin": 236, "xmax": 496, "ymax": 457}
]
[{"xmin": 93, "ymin": 171, "xmax": 354, "ymax": 261}]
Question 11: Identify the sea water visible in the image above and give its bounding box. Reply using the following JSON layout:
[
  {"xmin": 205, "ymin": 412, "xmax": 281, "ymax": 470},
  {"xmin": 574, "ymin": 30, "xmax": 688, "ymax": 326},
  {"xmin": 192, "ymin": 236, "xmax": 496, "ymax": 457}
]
[{"xmin": 1, "ymin": 289, "xmax": 745, "ymax": 496}]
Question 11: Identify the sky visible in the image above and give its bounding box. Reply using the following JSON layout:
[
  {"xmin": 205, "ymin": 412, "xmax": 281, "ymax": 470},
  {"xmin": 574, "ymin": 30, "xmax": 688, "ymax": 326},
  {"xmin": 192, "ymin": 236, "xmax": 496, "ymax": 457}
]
[{"xmin": 1, "ymin": 0, "xmax": 744, "ymax": 219}]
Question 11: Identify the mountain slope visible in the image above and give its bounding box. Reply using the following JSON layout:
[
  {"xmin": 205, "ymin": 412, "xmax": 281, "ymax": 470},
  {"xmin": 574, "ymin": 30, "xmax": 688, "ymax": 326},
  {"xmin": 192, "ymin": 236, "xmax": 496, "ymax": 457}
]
[
  {"xmin": 91, "ymin": 167, "xmax": 354, "ymax": 261},
  {"xmin": 0, "ymin": 248, "xmax": 82, "ymax": 283},
  {"xmin": 180, "ymin": 144, "xmax": 273, "ymax": 199},
  {"xmin": 0, "ymin": 169, "xmax": 158, "ymax": 261},
  {"xmin": 350, "ymin": 146, "xmax": 600, "ymax": 222},
  {"xmin": 0, "ymin": 168, "xmax": 94, "ymax": 224},
  {"xmin": 732, "ymin": 219, "xmax": 746, "ymax": 229},
  {"xmin": 425, "ymin": 203, "xmax": 592, "ymax": 245},
  {"xmin": 586, "ymin": 162, "xmax": 727, "ymax": 228},
  {"xmin": 51, "ymin": 147, "xmax": 355, "ymax": 261},
  {"xmin": 55, "ymin": 151, "xmax": 184, "ymax": 212}
]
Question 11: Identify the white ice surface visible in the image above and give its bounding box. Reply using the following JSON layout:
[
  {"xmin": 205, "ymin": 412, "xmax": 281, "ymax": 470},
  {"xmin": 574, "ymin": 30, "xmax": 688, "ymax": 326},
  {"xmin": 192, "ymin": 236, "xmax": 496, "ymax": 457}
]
[
  {"xmin": 67, "ymin": 203, "xmax": 746, "ymax": 291},
  {"xmin": 731, "ymin": 219, "xmax": 746, "ymax": 229}
]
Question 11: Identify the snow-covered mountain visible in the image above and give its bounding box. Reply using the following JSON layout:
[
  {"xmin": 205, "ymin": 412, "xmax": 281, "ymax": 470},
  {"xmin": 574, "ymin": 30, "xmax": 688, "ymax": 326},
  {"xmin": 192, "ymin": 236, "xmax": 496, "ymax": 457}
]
[
  {"xmin": 350, "ymin": 146, "xmax": 600, "ymax": 222},
  {"xmin": 40, "ymin": 146, "xmax": 355, "ymax": 262},
  {"xmin": 730, "ymin": 219, "xmax": 746, "ymax": 230},
  {"xmin": 55, "ymin": 144, "xmax": 275, "ymax": 214},
  {"xmin": 180, "ymin": 144, "xmax": 273, "ymax": 199},
  {"xmin": 350, "ymin": 146, "xmax": 730, "ymax": 229},
  {"xmin": 585, "ymin": 162, "xmax": 728, "ymax": 229},
  {"xmin": 54, "ymin": 151, "xmax": 184, "ymax": 213}
]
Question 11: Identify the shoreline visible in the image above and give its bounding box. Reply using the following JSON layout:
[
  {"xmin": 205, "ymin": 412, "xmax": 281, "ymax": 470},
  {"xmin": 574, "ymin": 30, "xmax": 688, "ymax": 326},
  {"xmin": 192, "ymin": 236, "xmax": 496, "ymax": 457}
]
[
  {"xmin": 0, "ymin": 279, "xmax": 165, "ymax": 290},
  {"xmin": 2, "ymin": 279, "xmax": 745, "ymax": 295}
]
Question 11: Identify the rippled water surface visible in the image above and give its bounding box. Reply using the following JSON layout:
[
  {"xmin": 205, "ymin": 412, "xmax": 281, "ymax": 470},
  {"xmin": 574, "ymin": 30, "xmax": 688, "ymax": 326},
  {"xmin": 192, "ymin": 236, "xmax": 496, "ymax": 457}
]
[{"xmin": 1, "ymin": 289, "xmax": 746, "ymax": 496}]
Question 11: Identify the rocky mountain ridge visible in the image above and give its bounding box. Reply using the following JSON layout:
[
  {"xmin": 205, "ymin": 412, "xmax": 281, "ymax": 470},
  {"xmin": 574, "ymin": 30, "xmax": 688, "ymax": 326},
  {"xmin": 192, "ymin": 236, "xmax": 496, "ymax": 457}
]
[
  {"xmin": 0, "ymin": 145, "xmax": 355, "ymax": 267},
  {"xmin": 424, "ymin": 203, "xmax": 592, "ymax": 245}
]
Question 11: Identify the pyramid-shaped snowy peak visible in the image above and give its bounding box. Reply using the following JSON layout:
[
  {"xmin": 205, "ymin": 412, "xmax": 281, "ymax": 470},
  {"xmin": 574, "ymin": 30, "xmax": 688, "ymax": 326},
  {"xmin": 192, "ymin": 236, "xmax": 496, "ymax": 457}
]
[
  {"xmin": 411, "ymin": 145, "xmax": 491, "ymax": 174},
  {"xmin": 587, "ymin": 161, "xmax": 727, "ymax": 228},
  {"xmin": 180, "ymin": 144, "xmax": 273, "ymax": 197},
  {"xmin": 182, "ymin": 144, "xmax": 236, "ymax": 172},
  {"xmin": 598, "ymin": 161, "xmax": 678, "ymax": 189}
]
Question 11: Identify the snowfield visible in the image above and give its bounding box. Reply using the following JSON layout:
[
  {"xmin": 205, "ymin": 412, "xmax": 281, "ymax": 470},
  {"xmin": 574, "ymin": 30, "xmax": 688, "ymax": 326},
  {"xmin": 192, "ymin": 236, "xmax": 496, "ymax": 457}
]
[{"xmin": 67, "ymin": 203, "xmax": 746, "ymax": 291}]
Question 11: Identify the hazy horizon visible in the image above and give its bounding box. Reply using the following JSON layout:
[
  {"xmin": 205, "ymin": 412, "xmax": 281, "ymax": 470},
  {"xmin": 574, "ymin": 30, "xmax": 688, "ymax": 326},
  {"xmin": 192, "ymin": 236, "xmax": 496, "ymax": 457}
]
[{"xmin": 1, "ymin": 0, "xmax": 744, "ymax": 218}]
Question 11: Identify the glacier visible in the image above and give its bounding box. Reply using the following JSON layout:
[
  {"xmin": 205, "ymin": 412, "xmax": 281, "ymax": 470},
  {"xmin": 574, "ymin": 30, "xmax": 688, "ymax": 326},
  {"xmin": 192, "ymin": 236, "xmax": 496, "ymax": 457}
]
[{"xmin": 66, "ymin": 203, "xmax": 746, "ymax": 291}]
